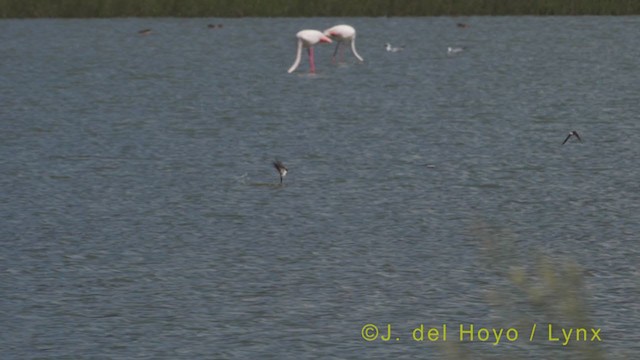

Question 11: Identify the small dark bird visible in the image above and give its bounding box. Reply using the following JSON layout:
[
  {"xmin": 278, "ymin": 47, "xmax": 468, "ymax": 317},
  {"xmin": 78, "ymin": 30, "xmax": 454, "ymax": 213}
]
[
  {"xmin": 273, "ymin": 160, "xmax": 288, "ymax": 184},
  {"xmin": 562, "ymin": 130, "xmax": 582, "ymax": 145},
  {"xmin": 138, "ymin": 28, "xmax": 152, "ymax": 35}
]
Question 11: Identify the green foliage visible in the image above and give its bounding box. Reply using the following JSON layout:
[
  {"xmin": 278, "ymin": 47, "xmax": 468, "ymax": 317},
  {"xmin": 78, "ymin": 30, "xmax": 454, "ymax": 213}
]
[
  {"xmin": 1, "ymin": 0, "xmax": 640, "ymax": 18},
  {"xmin": 469, "ymin": 220, "xmax": 607, "ymax": 359}
]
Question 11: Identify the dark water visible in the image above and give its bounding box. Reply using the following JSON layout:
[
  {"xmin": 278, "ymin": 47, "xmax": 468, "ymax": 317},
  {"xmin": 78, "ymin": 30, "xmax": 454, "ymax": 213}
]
[{"xmin": 1, "ymin": 17, "xmax": 639, "ymax": 359}]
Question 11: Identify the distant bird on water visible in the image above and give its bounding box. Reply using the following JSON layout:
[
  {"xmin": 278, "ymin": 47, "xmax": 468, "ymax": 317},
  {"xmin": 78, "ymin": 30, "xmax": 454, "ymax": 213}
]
[
  {"xmin": 273, "ymin": 160, "xmax": 288, "ymax": 184},
  {"xmin": 385, "ymin": 43, "xmax": 404, "ymax": 52},
  {"xmin": 562, "ymin": 130, "xmax": 582, "ymax": 145},
  {"xmin": 447, "ymin": 46, "xmax": 465, "ymax": 55},
  {"xmin": 138, "ymin": 28, "xmax": 152, "ymax": 35}
]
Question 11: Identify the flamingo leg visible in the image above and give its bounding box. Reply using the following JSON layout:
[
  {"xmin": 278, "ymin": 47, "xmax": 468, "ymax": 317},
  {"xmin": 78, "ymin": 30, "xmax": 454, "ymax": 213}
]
[
  {"xmin": 332, "ymin": 43, "xmax": 340, "ymax": 63},
  {"xmin": 308, "ymin": 47, "xmax": 315, "ymax": 73}
]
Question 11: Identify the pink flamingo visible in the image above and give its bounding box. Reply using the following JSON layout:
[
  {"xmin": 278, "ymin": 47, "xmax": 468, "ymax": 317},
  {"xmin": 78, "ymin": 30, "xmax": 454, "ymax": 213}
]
[
  {"xmin": 323, "ymin": 25, "xmax": 364, "ymax": 62},
  {"xmin": 287, "ymin": 30, "xmax": 332, "ymax": 74}
]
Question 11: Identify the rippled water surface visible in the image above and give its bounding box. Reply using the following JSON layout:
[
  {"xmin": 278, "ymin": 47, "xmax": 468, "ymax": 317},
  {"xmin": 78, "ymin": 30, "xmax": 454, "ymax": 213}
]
[{"xmin": 1, "ymin": 16, "xmax": 639, "ymax": 359}]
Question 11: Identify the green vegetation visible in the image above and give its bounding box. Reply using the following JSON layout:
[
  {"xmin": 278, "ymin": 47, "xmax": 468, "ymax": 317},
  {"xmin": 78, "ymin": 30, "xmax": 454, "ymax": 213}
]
[
  {"xmin": 456, "ymin": 220, "xmax": 610, "ymax": 359},
  {"xmin": 1, "ymin": 0, "xmax": 640, "ymax": 18},
  {"xmin": 440, "ymin": 253, "xmax": 608, "ymax": 360}
]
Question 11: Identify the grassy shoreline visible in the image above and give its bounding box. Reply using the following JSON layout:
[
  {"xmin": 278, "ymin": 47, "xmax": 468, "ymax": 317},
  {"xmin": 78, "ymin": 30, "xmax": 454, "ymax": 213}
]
[{"xmin": 2, "ymin": 0, "xmax": 640, "ymax": 18}]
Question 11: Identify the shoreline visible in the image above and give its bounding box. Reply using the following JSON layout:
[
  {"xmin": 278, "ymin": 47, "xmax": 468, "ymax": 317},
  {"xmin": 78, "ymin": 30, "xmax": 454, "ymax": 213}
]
[{"xmin": 2, "ymin": 0, "xmax": 640, "ymax": 18}]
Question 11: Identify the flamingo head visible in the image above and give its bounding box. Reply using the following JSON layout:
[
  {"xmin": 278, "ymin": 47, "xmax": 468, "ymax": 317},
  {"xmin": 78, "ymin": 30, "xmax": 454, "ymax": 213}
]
[
  {"xmin": 319, "ymin": 35, "xmax": 333, "ymax": 44},
  {"xmin": 323, "ymin": 31, "xmax": 346, "ymax": 42}
]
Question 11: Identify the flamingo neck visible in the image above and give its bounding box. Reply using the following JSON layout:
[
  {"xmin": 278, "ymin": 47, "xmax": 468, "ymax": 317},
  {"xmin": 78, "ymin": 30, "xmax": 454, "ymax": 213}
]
[
  {"xmin": 287, "ymin": 39, "xmax": 303, "ymax": 73},
  {"xmin": 350, "ymin": 38, "xmax": 364, "ymax": 62}
]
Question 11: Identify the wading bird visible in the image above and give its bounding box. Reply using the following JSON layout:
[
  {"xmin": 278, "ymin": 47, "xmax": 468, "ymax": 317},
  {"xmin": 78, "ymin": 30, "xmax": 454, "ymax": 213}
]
[
  {"xmin": 273, "ymin": 160, "xmax": 288, "ymax": 184},
  {"xmin": 562, "ymin": 130, "xmax": 582, "ymax": 145},
  {"xmin": 287, "ymin": 30, "xmax": 332, "ymax": 74},
  {"xmin": 323, "ymin": 25, "xmax": 364, "ymax": 62}
]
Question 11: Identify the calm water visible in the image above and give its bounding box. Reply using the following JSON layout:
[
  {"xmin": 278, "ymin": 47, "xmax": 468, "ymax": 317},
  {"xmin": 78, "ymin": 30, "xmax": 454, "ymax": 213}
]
[{"xmin": 1, "ymin": 16, "xmax": 639, "ymax": 359}]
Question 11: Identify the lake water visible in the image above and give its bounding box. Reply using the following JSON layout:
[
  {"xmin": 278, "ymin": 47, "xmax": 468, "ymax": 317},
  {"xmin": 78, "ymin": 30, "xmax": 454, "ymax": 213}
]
[{"xmin": 1, "ymin": 16, "xmax": 639, "ymax": 359}]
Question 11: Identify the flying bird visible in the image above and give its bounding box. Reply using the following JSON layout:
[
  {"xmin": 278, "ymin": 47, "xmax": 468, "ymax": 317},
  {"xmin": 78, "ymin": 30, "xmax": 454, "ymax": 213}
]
[
  {"xmin": 562, "ymin": 130, "xmax": 582, "ymax": 145},
  {"xmin": 273, "ymin": 160, "xmax": 288, "ymax": 184},
  {"xmin": 287, "ymin": 30, "xmax": 332, "ymax": 74},
  {"xmin": 323, "ymin": 25, "xmax": 364, "ymax": 62},
  {"xmin": 385, "ymin": 43, "xmax": 404, "ymax": 52}
]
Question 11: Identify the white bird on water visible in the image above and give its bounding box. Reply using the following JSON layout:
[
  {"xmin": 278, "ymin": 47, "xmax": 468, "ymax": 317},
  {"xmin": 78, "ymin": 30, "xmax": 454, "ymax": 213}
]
[
  {"xmin": 287, "ymin": 30, "xmax": 332, "ymax": 74},
  {"xmin": 323, "ymin": 24, "xmax": 364, "ymax": 62},
  {"xmin": 447, "ymin": 46, "xmax": 465, "ymax": 55},
  {"xmin": 385, "ymin": 43, "xmax": 404, "ymax": 52}
]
